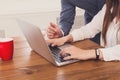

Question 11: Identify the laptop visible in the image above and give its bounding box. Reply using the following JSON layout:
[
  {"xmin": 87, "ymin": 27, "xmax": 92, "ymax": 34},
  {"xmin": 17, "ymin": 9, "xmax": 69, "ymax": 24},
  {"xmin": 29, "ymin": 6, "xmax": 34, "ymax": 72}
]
[{"xmin": 16, "ymin": 19, "xmax": 79, "ymax": 66}]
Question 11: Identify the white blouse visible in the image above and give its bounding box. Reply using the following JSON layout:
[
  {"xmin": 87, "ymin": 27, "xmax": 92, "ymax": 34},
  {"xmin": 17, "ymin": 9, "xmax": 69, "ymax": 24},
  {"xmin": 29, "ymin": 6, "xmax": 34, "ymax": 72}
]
[{"xmin": 70, "ymin": 5, "xmax": 120, "ymax": 61}]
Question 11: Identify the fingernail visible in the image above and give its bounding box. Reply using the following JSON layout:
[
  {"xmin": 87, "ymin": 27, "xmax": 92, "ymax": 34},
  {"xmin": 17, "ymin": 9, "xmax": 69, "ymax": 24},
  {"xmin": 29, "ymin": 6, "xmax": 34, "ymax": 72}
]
[{"xmin": 52, "ymin": 44, "xmax": 54, "ymax": 47}]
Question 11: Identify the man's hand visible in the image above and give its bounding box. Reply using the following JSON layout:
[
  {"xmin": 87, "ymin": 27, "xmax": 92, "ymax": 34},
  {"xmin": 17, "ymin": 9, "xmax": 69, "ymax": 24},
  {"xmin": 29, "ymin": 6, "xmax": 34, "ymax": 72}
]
[{"xmin": 47, "ymin": 22, "xmax": 63, "ymax": 39}]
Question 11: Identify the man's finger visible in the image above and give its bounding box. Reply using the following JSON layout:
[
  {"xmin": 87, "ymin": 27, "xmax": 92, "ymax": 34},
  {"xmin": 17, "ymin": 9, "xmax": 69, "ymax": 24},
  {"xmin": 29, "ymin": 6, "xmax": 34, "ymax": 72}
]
[
  {"xmin": 50, "ymin": 22, "xmax": 58, "ymax": 29},
  {"xmin": 47, "ymin": 34, "xmax": 54, "ymax": 39},
  {"xmin": 47, "ymin": 32, "xmax": 54, "ymax": 36},
  {"xmin": 49, "ymin": 36, "xmax": 53, "ymax": 39},
  {"xmin": 48, "ymin": 25, "xmax": 57, "ymax": 32},
  {"xmin": 47, "ymin": 28, "xmax": 56, "ymax": 34}
]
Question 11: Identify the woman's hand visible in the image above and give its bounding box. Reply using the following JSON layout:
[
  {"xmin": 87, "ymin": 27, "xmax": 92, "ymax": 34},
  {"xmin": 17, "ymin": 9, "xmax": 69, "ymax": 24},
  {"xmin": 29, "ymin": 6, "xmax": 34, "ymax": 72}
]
[
  {"xmin": 46, "ymin": 37, "xmax": 67, "ymax": 46},
  {"xmin": 60, "ymin": 46, "xmax": 96, "ymax": 60},
  {"xmin": 46, "ymin": 35, "xmax": 73, "ymax": 46}
]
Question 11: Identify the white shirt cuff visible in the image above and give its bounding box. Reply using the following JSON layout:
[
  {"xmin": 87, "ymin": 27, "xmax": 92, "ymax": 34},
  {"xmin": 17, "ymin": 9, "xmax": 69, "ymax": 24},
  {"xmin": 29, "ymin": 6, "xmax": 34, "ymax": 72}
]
[{"xmin": 99, "ymin": 45, "xmax": 120, "ymax": 61}]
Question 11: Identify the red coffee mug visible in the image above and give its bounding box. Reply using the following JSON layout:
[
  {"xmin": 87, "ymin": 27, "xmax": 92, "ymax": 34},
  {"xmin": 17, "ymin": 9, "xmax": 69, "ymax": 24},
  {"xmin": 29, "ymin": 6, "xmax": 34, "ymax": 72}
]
[{"xmin": 0, "ymin": 38, "xmax": 14, "ymax": 61}]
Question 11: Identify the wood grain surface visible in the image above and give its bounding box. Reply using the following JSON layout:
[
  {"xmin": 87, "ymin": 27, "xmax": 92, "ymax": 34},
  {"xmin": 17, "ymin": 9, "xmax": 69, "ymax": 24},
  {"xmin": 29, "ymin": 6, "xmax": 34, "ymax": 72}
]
[{"xmin": 0, "ymin": 37, "xmax": 120, "ymax": 80}]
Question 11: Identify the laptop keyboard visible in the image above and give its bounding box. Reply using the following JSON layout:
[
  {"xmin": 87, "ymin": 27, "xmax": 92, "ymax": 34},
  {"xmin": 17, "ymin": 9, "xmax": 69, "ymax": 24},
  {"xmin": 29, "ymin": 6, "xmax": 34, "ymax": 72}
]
[{"xmin": 48, "ymin": 45, "xmax": 69, "ymax": 62}]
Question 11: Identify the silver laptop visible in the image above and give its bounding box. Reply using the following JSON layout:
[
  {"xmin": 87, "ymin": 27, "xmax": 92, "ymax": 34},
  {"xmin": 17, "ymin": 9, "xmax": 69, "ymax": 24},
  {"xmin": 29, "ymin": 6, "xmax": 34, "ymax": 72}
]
[{"xmin": 17, "ymin": 19, "xmax": 79, "ymax": 66}]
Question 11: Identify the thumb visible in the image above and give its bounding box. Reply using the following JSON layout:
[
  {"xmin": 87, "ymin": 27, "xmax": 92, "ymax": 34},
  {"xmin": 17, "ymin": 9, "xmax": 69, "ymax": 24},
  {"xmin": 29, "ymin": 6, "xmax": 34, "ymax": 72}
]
[{"xmin": 46, "ymin": 39, "xmax": 54, "ymax": 44}]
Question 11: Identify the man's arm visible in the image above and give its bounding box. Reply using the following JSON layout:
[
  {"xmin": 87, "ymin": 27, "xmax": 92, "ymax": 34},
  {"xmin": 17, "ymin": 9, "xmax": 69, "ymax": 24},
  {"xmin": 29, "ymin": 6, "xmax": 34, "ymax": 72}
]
[
  {"xmin": 59, "ymin": 0, "xmax": 105, "ymax": 36},
  {"xmin": 59, "ymin": 0, "xmax": 76, "ymax": 36},
  {"xmin": 47, "ymin": 0, "xmax": 105, "ymax": 39}
]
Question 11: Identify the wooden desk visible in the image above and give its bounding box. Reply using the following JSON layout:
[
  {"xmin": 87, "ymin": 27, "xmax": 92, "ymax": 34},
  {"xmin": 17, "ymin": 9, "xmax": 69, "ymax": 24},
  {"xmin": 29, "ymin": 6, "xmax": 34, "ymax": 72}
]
[{"xmin": 0, "ymin": 37, "xmax": 120, "ymax": 80}]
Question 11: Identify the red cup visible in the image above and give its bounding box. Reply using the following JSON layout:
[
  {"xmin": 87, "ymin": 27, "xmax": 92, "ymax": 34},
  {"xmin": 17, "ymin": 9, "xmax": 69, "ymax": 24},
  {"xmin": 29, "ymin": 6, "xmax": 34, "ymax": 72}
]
[{"xmin": 0, "ymin": 38, "xmax": 14, "ymax": 61}]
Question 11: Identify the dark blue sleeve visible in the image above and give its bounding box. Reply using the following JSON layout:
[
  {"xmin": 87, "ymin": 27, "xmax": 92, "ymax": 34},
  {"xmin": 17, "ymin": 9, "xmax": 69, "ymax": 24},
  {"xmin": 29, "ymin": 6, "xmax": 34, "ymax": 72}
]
[
  {"xmin": 59, "ymin": 0, "xmax": 76, "ymax": 36},
  {"xmin": 59, "ymin": 0, "xmax": 105, "ymax": 36}
]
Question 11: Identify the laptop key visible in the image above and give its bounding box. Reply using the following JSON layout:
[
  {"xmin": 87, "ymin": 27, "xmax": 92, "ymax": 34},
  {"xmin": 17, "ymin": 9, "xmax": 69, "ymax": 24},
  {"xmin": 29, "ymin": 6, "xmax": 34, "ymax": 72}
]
[{"xmin": 48, "ymin": 45, "xmax": 72, "ymax": 62}]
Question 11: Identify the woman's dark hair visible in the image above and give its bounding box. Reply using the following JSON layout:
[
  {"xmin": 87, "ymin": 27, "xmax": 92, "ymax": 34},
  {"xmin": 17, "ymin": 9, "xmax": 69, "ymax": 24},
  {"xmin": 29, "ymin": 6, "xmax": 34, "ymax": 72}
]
[{"xmin": 102, "ymin": 0, "xmax": 120, "ymax": 45}]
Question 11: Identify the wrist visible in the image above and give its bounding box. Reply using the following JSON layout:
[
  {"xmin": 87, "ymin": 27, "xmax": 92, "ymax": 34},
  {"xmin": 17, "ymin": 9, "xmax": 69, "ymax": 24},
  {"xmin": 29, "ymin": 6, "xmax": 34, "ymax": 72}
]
[
  {"xmin": 88, "ymin": 50, "xmax": 96, "ymax": 59},
  {"xmin": 65, "ymin": 34, "xmax": 73, "ymax": 42},
  {"xmin": 95, "ymin": 49, "xmax": 100, "ymax": 60},
  {"xmin": 98, "ymin": 49, "xmax": 103, "ymax": 60},
  {"xmin": 59, "ymin": 30, "xmax": 64, "ymax": 37},
  {"xmin": 58, "ymin": 28, "xmax": 64, "ymax": 37},
  {"xmin": 95, "ymin": 49, "xmax": 103, "ymax": 60}
]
